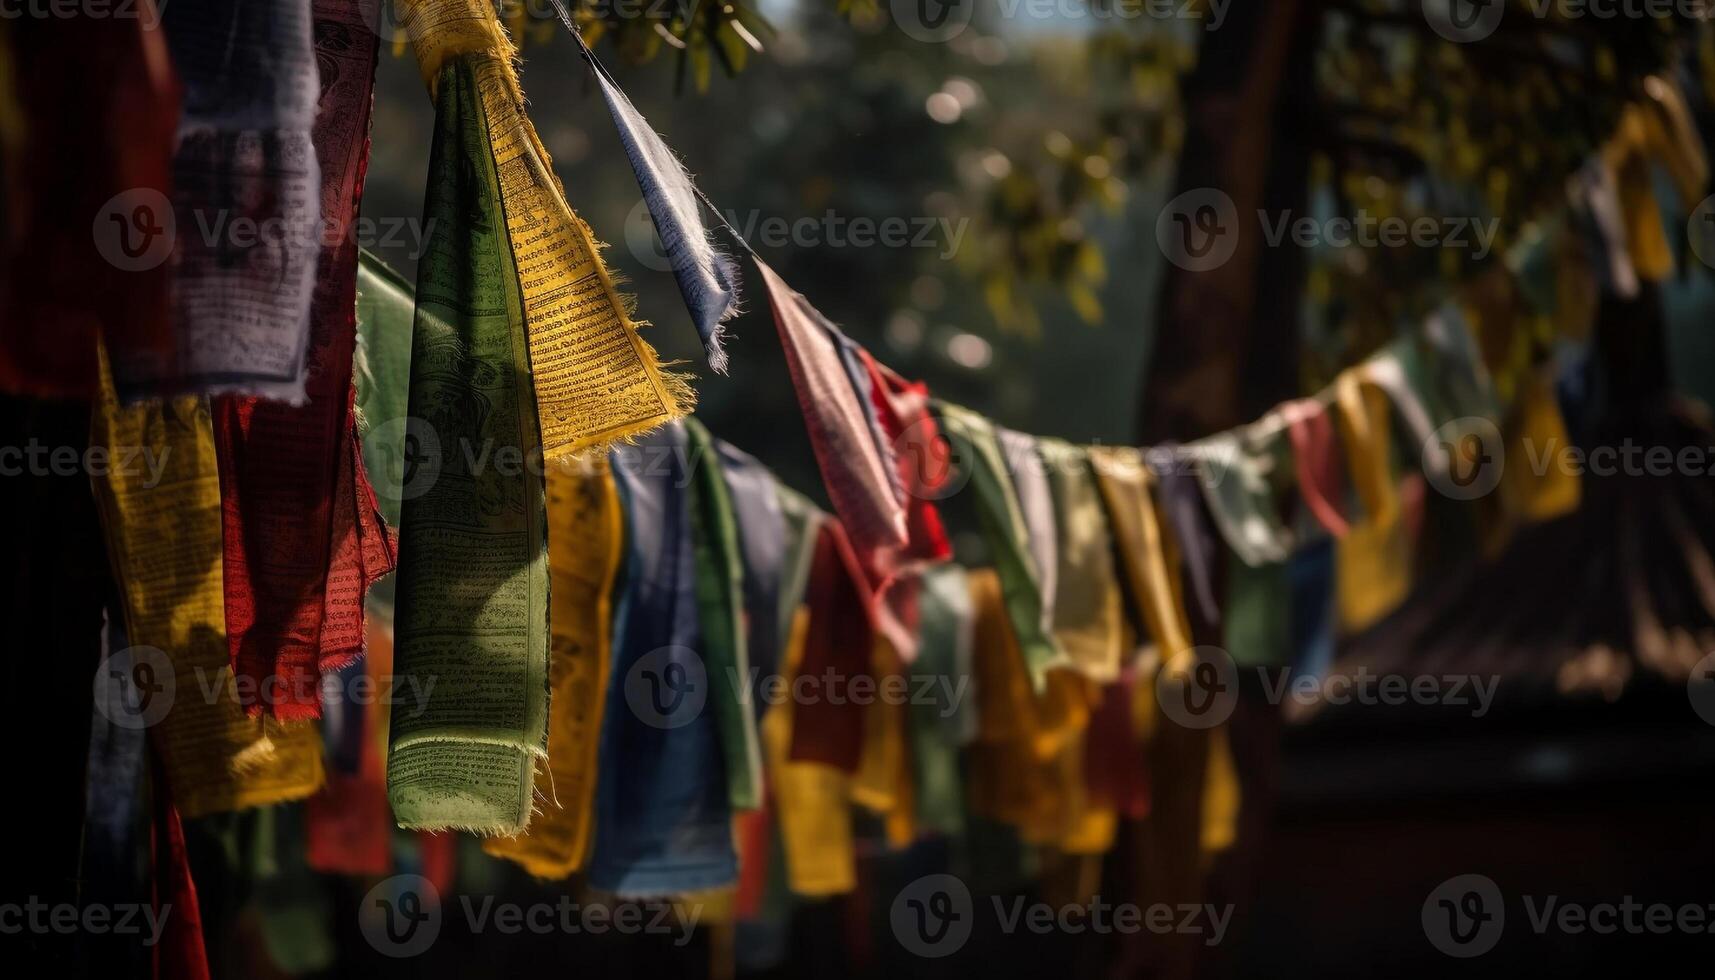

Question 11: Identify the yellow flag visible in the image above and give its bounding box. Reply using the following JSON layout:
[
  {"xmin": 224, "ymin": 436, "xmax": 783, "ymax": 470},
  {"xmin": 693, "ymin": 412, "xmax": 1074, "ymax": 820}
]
[
  {"xmin": 395, "ymin": 0, "xmax": 692, "ymax": 455},
  {"xmin": 484, "ymin": 457, "xmax": 625, "ymax": 876},
  {"xmin": 763, "ymin": 608, "xmax": 857, "ymax": 897},
  {"xmin": 1334, "ymin": 369, "xmax": 1414, "ymax": 632},
  {"xmin": 91, "ymin": 348, "xmax": 322, "ymax": 817}
]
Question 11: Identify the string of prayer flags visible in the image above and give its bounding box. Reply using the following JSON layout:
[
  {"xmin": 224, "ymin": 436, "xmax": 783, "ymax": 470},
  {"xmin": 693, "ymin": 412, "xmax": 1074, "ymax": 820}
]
[
  {"xmin": 1084, "ymin": 668, "xmax": 1151, "ymax": 820},
  {"xmin": 384, "ymin": 51, "xmax": 552, "ymax": 835},
  {"xmin": 1039, "ymin": 439, "xmax": 1127, "ymax": 682},
  {"xmin": 306, "ymin": 616, "xmax": 395, "ymax": 876},
  {"xmin": 910, "ymin": 564, "xmax": 975, "ymax": 837},
  {"xmin": 1088, "ymin": 447, "xmax": 1194, "ymax": 662},
  {"xmin": 759, "ymin": 259, "xmax": 910, "ymax": 561},
  {"xmin": 1281, "ymin": 399, "xmax": 1350, "ymax": 538},
  {"xmin": 0, "ymin": 4, "xmax": 178, "ymax": 399},
  {"xmin": 122, "ymin": 0, "xmax": 322, "ymax": 403},
  {"xmin": 685, "ymin": 418, "xmax": 766, "ymax": 810},
  {"xmin": 395, "ymin": 0, "xmax": 692, "ymax": 456},
  {"xmin": 1188, "ymin": 426, "xmax": 1299, "ymax": 666},
  {"xmin": 965, "ymin": 568, "xmax": 1096, "ymax": 847},
  {"xmin": 869, "ymin": 360, "xmax": 955, "ymax": 550},
  {"xmin": 216, "ymin": 0, "xmax": 389, "ymax": 721},
  {"xmin": 938, "ymin": 401, "xmax": 1060, "ymax": 688},
  {"xmin": 761, "ymin": 605, "xmax": 856, "ymax": 897},
  {"xmin": 851, "ymin": 631, "xmax": 917, "ymax": 849},
  {"xmin": 861, "ymin": 355, "xmax": 956, "ymax": 662},
  {"xmin": 715, "ymin": 440, "xmax": 792, "ymax": 689},
  {"xmin": 774, "ymin": 485, "xmax": 828, "ymax": 633},
  {"xmin": 788, "ymin": 517, "xmax": 874, "ymax": 772},
  {"xmin": 999, "ymin": 426, "xmax": 1060, "ymax": 646},
  {"xmin": 353, "ymin": 251, "xmax": 417, "ymax": 536},
  {"xmin": 759, "ymin": 259, "xmax": 960, "ymax": 661},
  {"xmin": 90, "ymin": 348, "xmax": 325, "ymax": 819},
  {"xmin": 590, "ymin": 423, "xmax": 738, "ymax": 896},
  {"xmin": 484, "ymin": 456, "xmax": 626, "ymax": 878},
  {"xmin": 1333, "ymin": 349, "xmax": 1435, "ymax": 632},
  {"xmin": 582, "ymin": 42, "xmax": 742, "ymax": 372},
  {"xmin": 1189, "ymin": 431, "xmax": 1295, "ymax": 568}
]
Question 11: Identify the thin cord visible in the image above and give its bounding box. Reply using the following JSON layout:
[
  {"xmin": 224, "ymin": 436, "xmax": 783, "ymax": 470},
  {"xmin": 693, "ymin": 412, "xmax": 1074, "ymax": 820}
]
[{"xmin": 545, "ymin": 0, "xmax": 761, "ymax": 260}]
